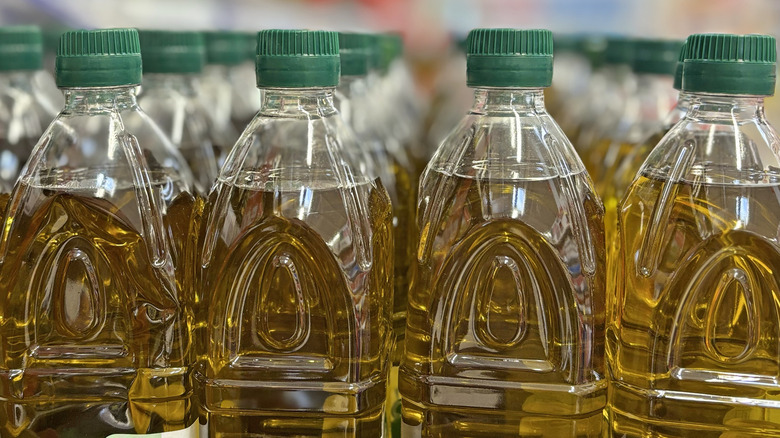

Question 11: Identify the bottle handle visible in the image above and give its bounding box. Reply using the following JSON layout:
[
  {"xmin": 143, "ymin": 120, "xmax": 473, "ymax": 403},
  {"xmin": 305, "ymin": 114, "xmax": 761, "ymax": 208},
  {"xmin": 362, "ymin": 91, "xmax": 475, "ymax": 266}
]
[{"xmin": 118, "ymin": 132, "xmax": 172, "ymax": 269}]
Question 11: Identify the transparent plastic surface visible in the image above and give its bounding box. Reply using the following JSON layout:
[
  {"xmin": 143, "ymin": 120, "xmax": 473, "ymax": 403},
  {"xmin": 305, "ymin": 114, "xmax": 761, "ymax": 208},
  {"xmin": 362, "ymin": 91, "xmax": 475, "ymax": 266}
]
[
  {"xmin": 0, "ymin": 71, "xmax": 59, "ymax": 191},
  {"xmin": 570, "ymin": 65, "xmax": 634, "ymax": 163},
  {"xmin": 140, "ymin": 73, "xmax": 219, "ymax": 195},
  {"xmin": 199, "ymin": 65, "xmax": 240, "ymax": 168},
  {"xmin": 197, "ymin": 88, "xmax": 394, "ymax": 437},
  {"xmin": 592, "ymin": 73, "xmax": 677, "ymax": 194},
  {"xmin": 229, "ymin": 60, "xmax": 262, "ymax": 132},
  {"xmin": 0, "ymin": 86, "xmax": 199, "ymax": 436},
  {"xmin": 608, "ymin": 93, "xmax": 780, "ymax": 437},
  {"xmin": 400, "ymin": 88, "xmax": 606, "ymax": 437}
]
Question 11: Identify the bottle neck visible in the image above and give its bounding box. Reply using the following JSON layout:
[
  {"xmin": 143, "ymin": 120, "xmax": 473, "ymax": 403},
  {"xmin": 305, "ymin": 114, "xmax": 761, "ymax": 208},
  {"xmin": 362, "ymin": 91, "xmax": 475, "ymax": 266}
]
[
  {"xmin": 141, "ymin": 73, "xmax": 198, "ymax": 96},
  {"xmin": 62, "ymin": 85, "xmax": 139, "ymax": 114},
  {"xmin": 687, "ymin": 92, "xmax": 767, "ymax": 123},
  {"xmin": 676, "ymin": 91, "xmax": 694, "ymax": 112},
  {"xmin": 260, "ymin": 87, "xmax": 337, "ymax": 117},
  {"xmin": 0, "ymin": 70, "xmax": 37, "ymax": 92},
  {"xmin": 470, "ymin": 87, "xmax": 547, "ymax": 114}
]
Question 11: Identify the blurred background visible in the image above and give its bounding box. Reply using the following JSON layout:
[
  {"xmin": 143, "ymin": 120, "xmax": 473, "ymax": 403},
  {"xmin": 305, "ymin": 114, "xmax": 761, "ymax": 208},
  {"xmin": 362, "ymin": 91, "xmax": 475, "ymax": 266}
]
[{"xmin": 2, "ymin": 0, "xmax": 779, "ymax": 95}]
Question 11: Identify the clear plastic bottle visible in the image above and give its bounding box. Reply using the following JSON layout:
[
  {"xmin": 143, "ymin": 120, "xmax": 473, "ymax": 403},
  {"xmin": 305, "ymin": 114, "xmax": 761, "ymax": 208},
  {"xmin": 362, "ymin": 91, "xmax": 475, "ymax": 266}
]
[
  {"xmin": 423, "ymin": 35, "xmax": 471, "ymax": 152},
  {"xmin": 197, "ymin": 29, "xmax": 394, "ymax": 437},
  {"xmin": 594, "ymin": 38, "xmax": 681, "ymax": 197},
  {"xmin": 608, "ymin": 33, "xmax": 780, "ymax": 437},
  {"xmin": 0, "ymin": 25, "xmax": 60, "ymax": 192},
  {"xmin": 547, "ymin": 34, "xmax": 591, "ymax": 120},
  {"xmin": 230, "ymin": 31, "xmax": 262, "ymax": 132},
  {"xmin": 0, "ymin": 28, "xmax": 198, "ymax": 437},
  {"xmin": 576, "ymin": 36, "xmax": 635, "ymax": 176},
  {"xmin": 138, "ymin": 30, "xmax": 218, "ymax": 196},
  {"xmin": 557, "ymin": 35, "xmax": 606, "ymax": 142},
  {"xmin": 333, "ymin": 31, "xmax": 415, "ymax": 438},
  {"xmin": 401, "ymin": 28, "xmax": 606, "ymax": 437},
  {"xmin": 603, "ymin": 40, "xmax": 687, "ymax": 323},
  {"xmin": 200, "ymin": 31, "xmax": 244, "ymax": 168}
]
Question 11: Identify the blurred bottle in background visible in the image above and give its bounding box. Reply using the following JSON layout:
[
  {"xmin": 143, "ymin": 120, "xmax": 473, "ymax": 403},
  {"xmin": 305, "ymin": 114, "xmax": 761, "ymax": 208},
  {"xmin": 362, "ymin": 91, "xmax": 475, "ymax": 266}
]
[
  {"xmin": 609, "ymin": 33, "xmax": 780, "ymax": 436},
  {"xmin": 423, "ymin": 34, "xmax": 471, "ymax": 153},
  {"xmin": 402, "ymin": 28, "xmax": 605, "ymax": 437},
  {"xmin": 198, "ymin": 29, "xmax": 394, "ymax": 437},
  {"xmin": 595, "ymin": 38, "xmax": 681, "ymax": 197},
  {"xmin": 0, "ymin": 28, "xmax": 197, "ymax": 437},
  {"xmin": 547, "ymin": 33, "xmax": 592, "ymax": 120},
  {"xmin": 576, "ymin": 36, "xmax": 635, "ymax": 176},
  {"xmin": 201, "ymin": 30, "xmax": 244, "ymax": 168},
  {"xmin": 139, "ymin": 30, "xmax": 218, "ymax": 196},
  {"xmin": 230, "ymin": 31, "xmax": 263, "ymax": 131},
  {"xmin": 557, "ymin": 35, "xmax": 607, "ymax": 141},
  {"xmin": 0, "ymin": 25, "xmax": 60, "ymax": 192}
]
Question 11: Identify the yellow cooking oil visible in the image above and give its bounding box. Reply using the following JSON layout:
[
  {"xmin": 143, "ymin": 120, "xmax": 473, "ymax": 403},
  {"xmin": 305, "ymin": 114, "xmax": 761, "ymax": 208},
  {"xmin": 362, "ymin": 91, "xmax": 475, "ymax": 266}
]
[
  {"xmin": 199, "ymin": 180, "xmax": 393, "ymax": 437},
  {"xmin": 0, "ymin": 183, "xmax": 198, "ymax": 437},
  {"xmin": 401, "ymin": 173, "xmax": 606, "ymax": 437},
  {"xmin": 608, "ymin": 171, "xmax": 780, "ymax": 436}
]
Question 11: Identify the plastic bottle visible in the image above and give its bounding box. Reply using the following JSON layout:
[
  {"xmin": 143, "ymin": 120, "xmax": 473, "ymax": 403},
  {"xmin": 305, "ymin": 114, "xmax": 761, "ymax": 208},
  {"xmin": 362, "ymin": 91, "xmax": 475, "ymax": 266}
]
[
  {"xmin": 608, "ymin": 33, "xmax": 780, "ymax": 436},
  {"xmin": 197, "ymin": 29, "xmax": 394, "ymax": 437},
  {"xmin": 594, "ymin": 38, "xmax": 681, "ymax": 197},
  {"xmin": 576, "ymin": 36, "xmax": 635, "ymax": 176},
  {"xmin": 602, "ymin": 41, "xmax": 687, "ymax": 323},
  {"xmin": 138, "ymin": 30, "xmax": 218, "ymax": 196},
  {"xmin": 547, "ymin": 34, "xmax": 591, "ymax": 119},
  {"xmin": 557, "ymin": 35, "xmax": 606, "ymax": 142},
  {"xmin": 230, "ymin": 32, "xmax": 262, "ymax": 132},
  {"xmin": 0, "ymin": 28, "xmax": 198, "ymax": 437},
  {"xmin": 201, "ymin": 31, "xmax": 244, "ymax": 168},
  {"xmin": 423, "ymin": 35, "xmax": 471, "ymax": 151},
  {"xmin": 401, "ymin": 28, "xmax": 606, "ymax": 437},
  {"xmin": 0, "ymin": 25, "xmax": 60, "ymax": 192}
]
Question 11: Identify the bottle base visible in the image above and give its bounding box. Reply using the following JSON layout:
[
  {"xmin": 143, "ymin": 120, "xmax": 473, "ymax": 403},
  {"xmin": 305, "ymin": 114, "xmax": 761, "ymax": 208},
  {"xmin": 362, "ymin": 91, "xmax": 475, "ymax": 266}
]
[{"xmin": 608, "ymin": 382, "xmax": 780, "ymax": 437}]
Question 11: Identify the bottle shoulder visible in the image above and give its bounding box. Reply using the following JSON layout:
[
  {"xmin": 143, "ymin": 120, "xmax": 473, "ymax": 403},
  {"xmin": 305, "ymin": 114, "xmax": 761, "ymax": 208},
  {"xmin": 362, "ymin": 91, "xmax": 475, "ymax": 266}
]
[
  {"xmin": 641, "ymin": 114, "xmax": 780, "ymax": 184},
  {"xmin": 430, "ymin": 111, "xmax": 587, "ymax": 180}
]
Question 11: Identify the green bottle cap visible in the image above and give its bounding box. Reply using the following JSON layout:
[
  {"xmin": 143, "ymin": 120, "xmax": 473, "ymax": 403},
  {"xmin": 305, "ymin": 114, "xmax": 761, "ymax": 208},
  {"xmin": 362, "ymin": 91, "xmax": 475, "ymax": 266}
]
[
  {"xmin": 553, "ymin": 33, "xmax": 580, "ymax": 54},
  {"xmin": 378, "ymin": 33, "xmax": 403, "ymax": 72},
  {"xmin": 139, "ymin": 30, "xmax": 204, "ymax": 74},
  {"xmin": 466, "ymin": 28, "xmax": 553, "ymax": 88},
  {"xmin": 632, "ymin": 38, "xmax": 684, "ymax": 76},
  {"xmin": 682, "ymin": 33, "xmax": 776, "ymax": 96},
  {"xmin": 242, "ymin": 31, "xmax": 256, "ymax": 61},
  {"xmin": 366, "ymin": 33, "xmax": 383, "ymax": 71},
  {"xmin": 256, "ymin": 29, "xmax": 340, "ymax": 88},
  {"xmin": 56, "ymin": 28, "xmax": 141, "ymax": 87},
  {"xmin": 579, "ymin": 35, "xmax": 607, "ymax": 69},
  {"xmin": 0, "ymin": 25, "xmax": 43, "ymax": 71},
  {"xmin": 204, "ymin": 31, "xmax": 245, "ymax": 66},
  {"xmin": 339, "ymin": 32, "xmax": 371, "ymax": 77},
  {"xmin": 673, "ymin": 40, "xmax": 687, "ymax": 91},
  {"xmin": 604, "ymin": 36, "xmax": 634, "ymax": 65}
]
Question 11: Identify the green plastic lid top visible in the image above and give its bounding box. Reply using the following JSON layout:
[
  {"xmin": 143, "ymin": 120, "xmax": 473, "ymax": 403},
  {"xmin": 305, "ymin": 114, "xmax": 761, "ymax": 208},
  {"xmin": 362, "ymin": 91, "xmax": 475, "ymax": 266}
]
[
  {"xmin": 682, "ymin": 33, "xmax": 776, "ymax": 96},
  {"xmin": 56, "ymin": 28, "xmax": 141, "ymax": 87},
  {"xmin": 338, "ymin": 32, "xmax": 371, "ymax": 77},
  {"xmin": 138, "ymin": 30, "xmax": 204, "ymax": 74},
  {"xmin": 204, "ymin": 31, "xmax": 246, "ymax": 66},
  {"xmin": 256, "ymin": 29, "xmax": 340, "ymax": 88},
  {"xmin": 604, "ymin": 36, "xmax": 634, "ymax": 65},
  {"xmin": 466, "ymin": 28, "xmax": 553, "ymax": 88},
  {"xmin": 378, "ymin": 33, "xmax": 403, "ymax": 72},
  {"xmin": 553, "ymin": 33, "xmax": 580, "ymax": 54},
  {"xmin": 578, "ymin": 35, "xmax": 607, "ymax": 69},
  {"xmin": 242, "ymin": 32, "xmax": 256, "ymax": 61},
  {"xmin": 366, "ymin": 33, "xmax": 383, "ymax": 71},
  {"xmin": 673, "ymin": 40, "xmax": 687, "ymax": 90},
  {"xmin": 0, "ymin": 26, "xmax": 43, "ymax": 71},
  {"xmin": 632, "ymin": 38, "xmax": 684, "ymax": 76}
]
